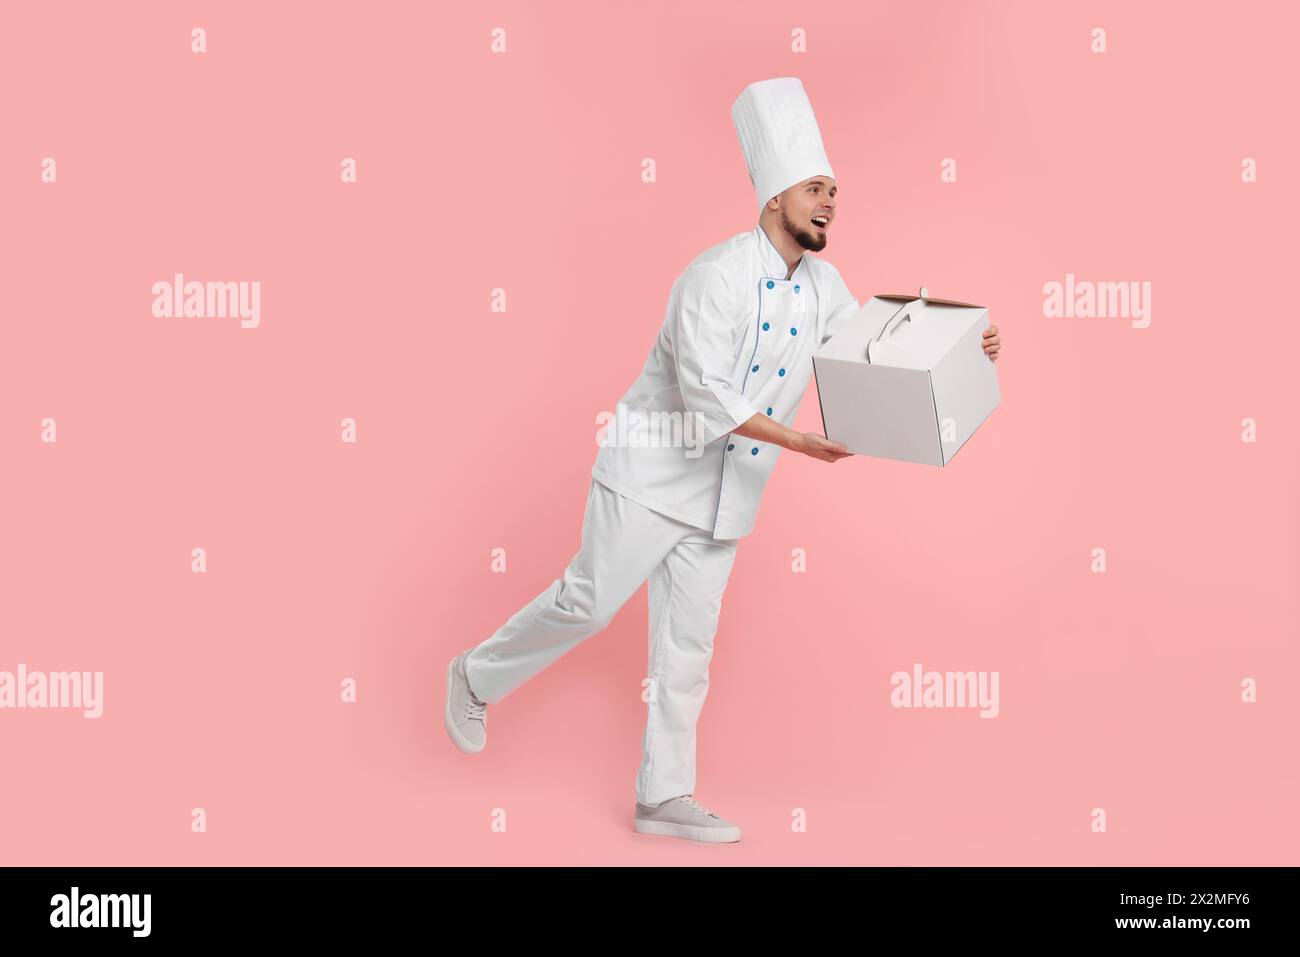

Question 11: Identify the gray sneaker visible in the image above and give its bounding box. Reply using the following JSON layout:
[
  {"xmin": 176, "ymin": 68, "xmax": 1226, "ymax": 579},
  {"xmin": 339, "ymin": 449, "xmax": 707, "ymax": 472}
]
[
  {"xmin": 633, "ymin": 794, "xmax": 742, "ymax": 843},
  {"xmin": 444, "ymin": 650, "xmax": 487, "ymax": 754}
]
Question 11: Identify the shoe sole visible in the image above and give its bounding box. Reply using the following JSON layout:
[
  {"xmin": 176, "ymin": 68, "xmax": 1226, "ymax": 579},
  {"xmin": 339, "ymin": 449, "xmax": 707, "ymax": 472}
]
[
  {"xmin": 444, "ymin": 656, "xmax": 485, "ymax": 755},
  {"xmin": 633, "ymin": 819, "xmax": 742, "ymax": 843}
]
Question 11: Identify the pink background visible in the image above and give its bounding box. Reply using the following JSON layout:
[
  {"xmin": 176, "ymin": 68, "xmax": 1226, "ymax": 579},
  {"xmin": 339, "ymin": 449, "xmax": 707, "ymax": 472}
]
[{"xmin": 2, "ymin": 1, "xmax": 1297, "ymax": 865}]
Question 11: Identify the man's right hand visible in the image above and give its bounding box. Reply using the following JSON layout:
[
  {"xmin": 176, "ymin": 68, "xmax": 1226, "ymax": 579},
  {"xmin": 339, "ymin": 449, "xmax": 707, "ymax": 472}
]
[
  {"xmin": 729, "ymin": 413, "xmax": 854, "ymax": 462},
  {"xmin": 794, "ymin": 432, "xmax": 854, "ymax": 462}
]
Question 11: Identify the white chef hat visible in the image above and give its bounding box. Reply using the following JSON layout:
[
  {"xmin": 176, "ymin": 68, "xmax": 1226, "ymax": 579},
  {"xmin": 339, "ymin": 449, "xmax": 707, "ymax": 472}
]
[{"xmin": 731, "ymin": 77, "xmax": 835, "ymax": 215}]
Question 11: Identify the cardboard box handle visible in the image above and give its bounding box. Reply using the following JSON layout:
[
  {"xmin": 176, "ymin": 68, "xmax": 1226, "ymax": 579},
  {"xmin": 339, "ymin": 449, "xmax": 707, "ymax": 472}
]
[
  {"xmin": 876, "ymin": 288, "xmax": 930, "ymax": 343},
  {"xmin": 881, "ymin": 307, "xmax": 914, "ymax": 339},
  {"xmin": 876, "ymin": 296, "xmax": 924, "ymax": 342}
]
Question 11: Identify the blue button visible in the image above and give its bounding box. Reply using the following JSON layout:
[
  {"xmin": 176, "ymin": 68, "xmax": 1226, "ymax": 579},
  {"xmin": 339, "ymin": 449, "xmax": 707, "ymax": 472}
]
[
  {"xmin": 727, "ymin": 443, "xmax": 735, "ymax": 451},
  {"xmin": 751, "ymin": 364, "xmax": 759, "ymax": 372},
  {"xmin": 761, "ymin": 322, "xmax": 769, "ymax": 331},
  {"xmin": 766, "ymin": 280, "xmax": 774, "ymax": 289},
  {"xmin": 794, "ymin": 284, "xmax": 801, "ymax": 293},
  {"xmin": 790, "ymin": 327, "xmax": 797, "ymax": 335},
  {"xmin": 751, "ymin": 447, "xmax": 759, "ymax": 455},
  {"xmin": 778, "ymin": 368, "xmax": 786, "ymax": 376},
  {"xmin": 766, "ymin": 407, "xmax": 773, "ymax": 415}
]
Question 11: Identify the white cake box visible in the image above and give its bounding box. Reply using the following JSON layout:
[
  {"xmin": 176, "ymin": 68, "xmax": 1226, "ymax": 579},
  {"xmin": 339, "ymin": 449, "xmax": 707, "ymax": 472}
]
[{"xmin": 811, "ymin": 288, "xmax": 1000, "ymax": 466}]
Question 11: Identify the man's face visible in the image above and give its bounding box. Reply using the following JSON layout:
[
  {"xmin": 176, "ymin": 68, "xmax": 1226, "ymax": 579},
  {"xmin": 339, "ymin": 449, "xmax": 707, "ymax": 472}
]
[{"xmin": 775, "ymin": 176, "xmax": 836, "ymax": 252}]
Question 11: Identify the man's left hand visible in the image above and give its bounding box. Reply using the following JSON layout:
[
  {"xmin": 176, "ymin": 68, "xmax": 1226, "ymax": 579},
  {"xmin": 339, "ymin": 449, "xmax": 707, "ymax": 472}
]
[{"xmin": 982, "ymin": 324, "xmax": 1001, "ymax": 361}]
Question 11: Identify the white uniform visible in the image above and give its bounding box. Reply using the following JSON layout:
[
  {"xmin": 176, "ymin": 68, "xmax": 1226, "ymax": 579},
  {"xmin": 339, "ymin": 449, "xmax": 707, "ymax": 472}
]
[
  {"xmin": 464, "ymin": 77, "xmax": 852, "ymax": 807},
  {"xmin": 592, "ymin": 223, "xmax": 860, "ymax": 540},
  {"xmin": 466, "ymin": 479, "xmax": 740, "ymax": 806}
]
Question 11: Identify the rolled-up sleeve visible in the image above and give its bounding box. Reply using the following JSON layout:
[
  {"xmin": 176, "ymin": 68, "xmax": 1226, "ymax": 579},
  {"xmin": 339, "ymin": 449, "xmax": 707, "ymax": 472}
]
[
  {"xmin": 818, "ymin": 264, "xmax": 861, "ymax": 349},
  {"xmin": 666, "ymin": 264, "xmax": 761, "ymax": 447}
]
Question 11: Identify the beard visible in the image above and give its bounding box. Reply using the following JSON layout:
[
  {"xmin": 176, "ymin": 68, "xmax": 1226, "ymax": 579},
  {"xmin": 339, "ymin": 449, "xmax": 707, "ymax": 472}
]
[{"xmin": 779, "ymin": 206, "xmax": 827, "ymax": 252}]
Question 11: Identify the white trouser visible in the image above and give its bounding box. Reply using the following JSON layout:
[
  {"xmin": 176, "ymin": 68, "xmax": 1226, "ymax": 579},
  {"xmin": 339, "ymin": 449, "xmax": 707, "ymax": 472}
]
[{"xmin": 465, "ymin": 478, "xmax": 739, "ymax": 807}]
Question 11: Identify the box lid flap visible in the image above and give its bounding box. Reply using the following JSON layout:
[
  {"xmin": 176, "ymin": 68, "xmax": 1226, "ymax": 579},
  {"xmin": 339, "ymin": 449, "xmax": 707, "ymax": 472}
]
[{"xmin": 876, "ymin": 291, "xmax": 985, "ymax": 308}]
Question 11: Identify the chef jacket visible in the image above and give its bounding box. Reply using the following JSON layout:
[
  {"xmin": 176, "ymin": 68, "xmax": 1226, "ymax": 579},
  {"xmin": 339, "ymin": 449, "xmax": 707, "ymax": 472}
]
[{"xmin": 591, "ymin": 223, "xmax": 861, "ymax": 540}]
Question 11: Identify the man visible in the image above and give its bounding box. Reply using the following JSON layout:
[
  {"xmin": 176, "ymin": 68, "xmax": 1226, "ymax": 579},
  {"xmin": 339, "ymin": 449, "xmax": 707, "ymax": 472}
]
[{"xmin": 444, "ymin": 77, "xmax": 1002, "ymax": 843}]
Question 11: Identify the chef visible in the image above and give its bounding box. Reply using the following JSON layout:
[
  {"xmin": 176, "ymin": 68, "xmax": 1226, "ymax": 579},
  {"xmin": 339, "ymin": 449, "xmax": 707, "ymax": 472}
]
[{"xmin": 444, "ymin": 77, "xmax": 1003, "ymax": 844}]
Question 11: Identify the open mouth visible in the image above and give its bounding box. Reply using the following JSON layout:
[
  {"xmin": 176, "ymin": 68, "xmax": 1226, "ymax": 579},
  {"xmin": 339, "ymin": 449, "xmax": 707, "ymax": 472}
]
[{"xmin": 811, "ymin": 215, "xmax": 829, "ymax": 230}]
